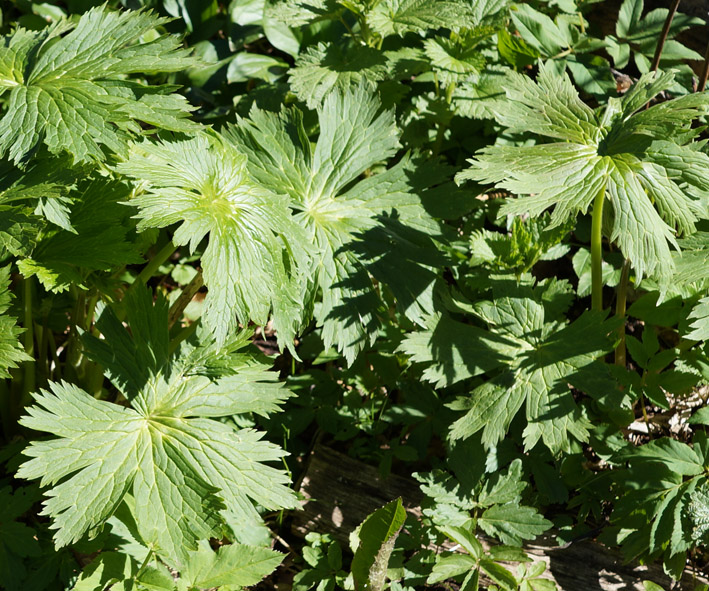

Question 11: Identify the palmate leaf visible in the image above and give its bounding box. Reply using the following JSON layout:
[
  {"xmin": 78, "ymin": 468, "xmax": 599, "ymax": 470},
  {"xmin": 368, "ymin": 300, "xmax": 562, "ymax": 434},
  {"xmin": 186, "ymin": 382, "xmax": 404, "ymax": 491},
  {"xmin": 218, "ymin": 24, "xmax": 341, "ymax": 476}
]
[
  {"xmin": 0, "ymin": 155, "xmax": 83, "ymax": 232},
  {"xmin": 611, "ymin": 435, "xmax": 709, "ymax": 576},
  {"xmin": 0, "ymin": 5, "xmax": 197, "ymax": 164},
  {"xmin": 17, "ymin": 286, "xmax": 297, "ymax": 564},
  {"xmin": 687, "ymin": 296, "xmax": 709, "ymax": 341},
  {"xmin": 225, "ymin": 84, "xmax": 439, "ymax": 363},
  {"xmin": 366, "ymin": 0, "xmax": 478, "ymax": 37},
  {"xmin": 424, "ymin": 26, "xmax": 495, "ymax": 86},
  {"xmin": 0, "ymin": 207, "xmax": 38, "ymax": 258},
  {"xmin": 407, "ymin": 281, "xmax": 617, "ymax": 454},
  {"xmin": 117, "ymin": 132, "xmax": 311, "ymax": 349},
  {"xmin": 0, "ymin": 266, "xmax": 30, "ymax": 379},
  {"xmin": 226, "ymin": 86, "xmax": 437, "ymax": 363},
  {"xmin": 288, "ymin": 42, "xmax": 387, "ymax": 109},
  {"xmin": 266, "ymin": 0, "xmax": 342, "ymax": 27},
  {"xmin": 457, "ymin": 66, "xmax": 709, "ymax": 283},
  {"xmin": 17, "ymin": 177, "xmax": 142, "ymax": 292},
  {"xmin": 398, "ymin": 313, "xmax": 518, "ymax": 388}
]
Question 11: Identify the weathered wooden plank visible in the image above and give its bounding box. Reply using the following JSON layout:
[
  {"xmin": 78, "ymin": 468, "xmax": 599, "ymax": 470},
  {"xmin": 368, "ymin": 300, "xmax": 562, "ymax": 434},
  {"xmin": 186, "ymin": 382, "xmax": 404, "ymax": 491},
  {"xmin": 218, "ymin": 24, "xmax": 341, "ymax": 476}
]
[{"xmin": 292, "ymin": 445, "xmax": 708, "ymax": 590}]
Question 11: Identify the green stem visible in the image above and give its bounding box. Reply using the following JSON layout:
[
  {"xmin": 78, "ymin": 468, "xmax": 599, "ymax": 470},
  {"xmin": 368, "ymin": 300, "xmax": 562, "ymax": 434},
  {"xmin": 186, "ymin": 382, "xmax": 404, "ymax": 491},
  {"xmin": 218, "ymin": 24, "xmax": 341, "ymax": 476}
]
[
  {"xmin": 66, "ymin": 289, "xmax": 86, "ymax": 374},
  {"xmin": 339, "ymin": 16, "xmax": 355, "ymax": 40},
  {"xmin": 134, "ymin": 550, "xmax": 155, "ymax": 580},
  {"xmin": 47, "ymin": 330, "xmax": 61, "ymax": 381},
  {"xmin": 551, "ymin": 47, "xmax": 573, "ymax": 60},
  {"xmin": 591, "ymin": 189, "xmax": 606, "ymax": 312},
  {"xmin": 168, "ymin": 270, "xmax": 203, "ymax": 329},
  {"xmin": 21, "ymin": 276, "xmax": 35, "ymax": 407},
  {"xmin": 614, "ymin": 259, "xmax": 631, "ymax": 366},
  {"xmin": 135, "ymin": 240, "xmax": 177, "ymax": 287},
  {"xmin": 168, "ymin": 319, "xmax": 200, "ymax": 356},
  {"xmin": 445, "ymin": 80, "xmax": 456, "ymax": 105},
  {"xmin": 37, "ymin": 316, "xmax": 49, "ymax": 388},
  {"xmin": 432, "ymin": 82, "xmax": 457, "ymax": 157}
]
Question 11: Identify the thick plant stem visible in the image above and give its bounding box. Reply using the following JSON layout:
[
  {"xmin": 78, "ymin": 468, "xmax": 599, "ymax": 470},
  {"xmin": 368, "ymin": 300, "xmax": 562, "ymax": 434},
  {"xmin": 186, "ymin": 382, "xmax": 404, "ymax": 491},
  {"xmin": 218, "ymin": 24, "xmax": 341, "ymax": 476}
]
[
  {"xmin": 135, "ymin": 240, "xmax": 177, "ymax": 287},
  {"xmin": 591, "ymin": 189, "xmax": 606, "ymax": 312},
  {"xmin": 21, "ymin": 276, "xmax": 35, "ymax": 407},
  {"xmin": 650, "ymin": 0, "xmax": 681, "ymax": 73},
  {"xmin": 615, "ymin": 259, "xmax": 631, "ymax": 367}
]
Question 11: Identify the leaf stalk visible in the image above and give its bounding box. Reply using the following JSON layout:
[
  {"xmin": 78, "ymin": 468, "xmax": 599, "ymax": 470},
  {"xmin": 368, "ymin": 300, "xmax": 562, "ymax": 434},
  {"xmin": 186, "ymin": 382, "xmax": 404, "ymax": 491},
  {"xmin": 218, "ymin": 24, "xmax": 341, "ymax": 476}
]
[
  {"xmin": 135, "ymin": 240, "xmax": 177, "ymax": 287},
  {"xmin": 614, "ymin": 259, "xmax": 631, "ymax": 366},
  {"xmin": 591, "ymin": 188, "xmax": 606, "ymax": 311},
  {"xmin": 21, "ymin": 275, "xmax": 35, "ymax": 407}
]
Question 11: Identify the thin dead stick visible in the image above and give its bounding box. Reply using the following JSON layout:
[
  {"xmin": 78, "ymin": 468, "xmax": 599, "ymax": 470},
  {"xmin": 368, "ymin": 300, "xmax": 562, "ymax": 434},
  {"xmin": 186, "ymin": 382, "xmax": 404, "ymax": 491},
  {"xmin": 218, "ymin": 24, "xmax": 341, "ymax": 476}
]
[
  {"xmin": 698, "ymin": 41, "xmax": 709, "ymax": 92},
  {"xmin": 650, "ymin": 0, "xmax": 681, "ymax": 73}
]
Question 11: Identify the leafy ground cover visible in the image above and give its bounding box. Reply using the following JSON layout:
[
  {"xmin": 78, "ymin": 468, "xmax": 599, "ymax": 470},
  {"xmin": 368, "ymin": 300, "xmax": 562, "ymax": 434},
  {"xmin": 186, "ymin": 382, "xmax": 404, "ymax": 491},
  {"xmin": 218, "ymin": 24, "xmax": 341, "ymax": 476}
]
[{"xmin": 1, "ymin": 0, "xmax": 709, "ymax": 589}]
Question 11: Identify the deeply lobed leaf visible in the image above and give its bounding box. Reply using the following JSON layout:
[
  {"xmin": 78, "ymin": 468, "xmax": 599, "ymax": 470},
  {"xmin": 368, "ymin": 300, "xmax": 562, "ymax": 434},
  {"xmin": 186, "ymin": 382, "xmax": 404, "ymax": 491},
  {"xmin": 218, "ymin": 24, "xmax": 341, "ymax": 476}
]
[
  {"xmin": 18, "ymin": 287, "xmax": 297, "ymax": 563},
  {"xmin": 0, "ymin": 6, "xmax": 197, "ymax": 164},
  {"xmin": 458, "ymin": 66, "xmax": 709, "ymax": 283},
  {"xmin": 118, "ymin": 132, "xmax": 311, "ymax": 349}
]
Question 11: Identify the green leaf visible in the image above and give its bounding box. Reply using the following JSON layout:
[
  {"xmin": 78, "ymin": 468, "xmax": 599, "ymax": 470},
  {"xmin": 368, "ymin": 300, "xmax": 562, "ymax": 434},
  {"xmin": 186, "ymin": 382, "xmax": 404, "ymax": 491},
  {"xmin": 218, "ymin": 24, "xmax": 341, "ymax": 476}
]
[
  {"xmin": 470, "ymin": 213, "xmax": 572, "ymax": 273},
  {"xmin": 610, "ymin": 0, "xmax": 703, "ymax": 69},
  {"xmin": 689, "ymin": 406, "xmax": 709, "ymax": 426},
  {"xmin": 612, "ymin": 437, "xmax": 707, "ymax": 566},
  {"xmin": 478, "ymin": 459, "xmax": 525, "ymax": 506},
  {"xmin": 444, "ymin": 285, "xmax": 617, "ymax": 454},
  {"xmin": 437, "ymin": 524, "xmax": 483, "ymax": 558},
  {"xmin": 398, "ymin": 313, "xmax": 515, "ymax": 387},
  {"xmin": 427, "ymin": 554, "xmax": 477, "ymax": 584},
  {"xmin": 367, "ymin": 0, "xmax": 476, "ymax": 38},
  {"xmin": 478, "ymin": 504, "xmax": 552, "ymax": 546},
  {"xmin": 510, "ymin": 4, "xmax": 570, "ymax": 56},
  {"xmin": 182, "ymin": 541, "xmax": 283, "ymax": 587},
  {"xmin": 687, "ymin": 482, "xmax": 709, "ymax": 544},
  {"xmin": 0, "ymin": 155, "xmax": 82, "ymax": 232},
  {"xmin": 0, "ymin": 266, "xmax": 30, "ymax": 379},
  {"xmin": 74, "ymin": 552, "xmax": 136, "ymax": 591},
  {"xmin": 0, "ymin": 485, "xmax": 42, "ymax": 590},
  {"xmin": 351, "ymin": 497, "xmax": 407, "ymax": 591},
  {"xmin": 497, "ymin": 28, "xmax": 539, "ymax": 68},
  {"xmin": 117, "ymin": 131, "xmax": 311, "ymax": 349},
  {"xmin": 288, "ymin": 42, "xmax": 387, "ymax": 109},
  {"xmin": 137, "ymin": 563, "xmax": 176, "ymax": 591},
  {"xmin": 227, "ymin": 52, "xmax": 288, "ymax": 84},
  {"xmin": 266, "ymin": 0, "xmax": 342, "ymax": 27},
  {"xmin": 0, "ymin": 6, "xmax": 197, "ymax": 164},
  {"xmin": 0, "ymin": 207, "xmax": 39, "ymax": 257},
  {"xmin": 458, "ymin": 66, "xmax": 709, "ymax": 282},
  {"xmin": 479, "ymin": 558, "xmax": 518, "ymax": 590},
  {"xmin": 618, "ymin": 437, "xmax": 703, "ymax": 476},
  {"xmin": 226, "ymin": 85, "xmax": 437, "ymax": 363},
  {"xmin": 687, "ymin": 296, "xmax": 709, "ymax": 341},
  {"xmin": 17, "ymin": 286, "xmax": 297, "ymax": 564},
  {"xmin": 16, "ymin": 177, "xmax": 142, "ymax": 292},
  {"xmin": 424, "ymin": 31, "xmax": 489, "ymax": 85}
]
